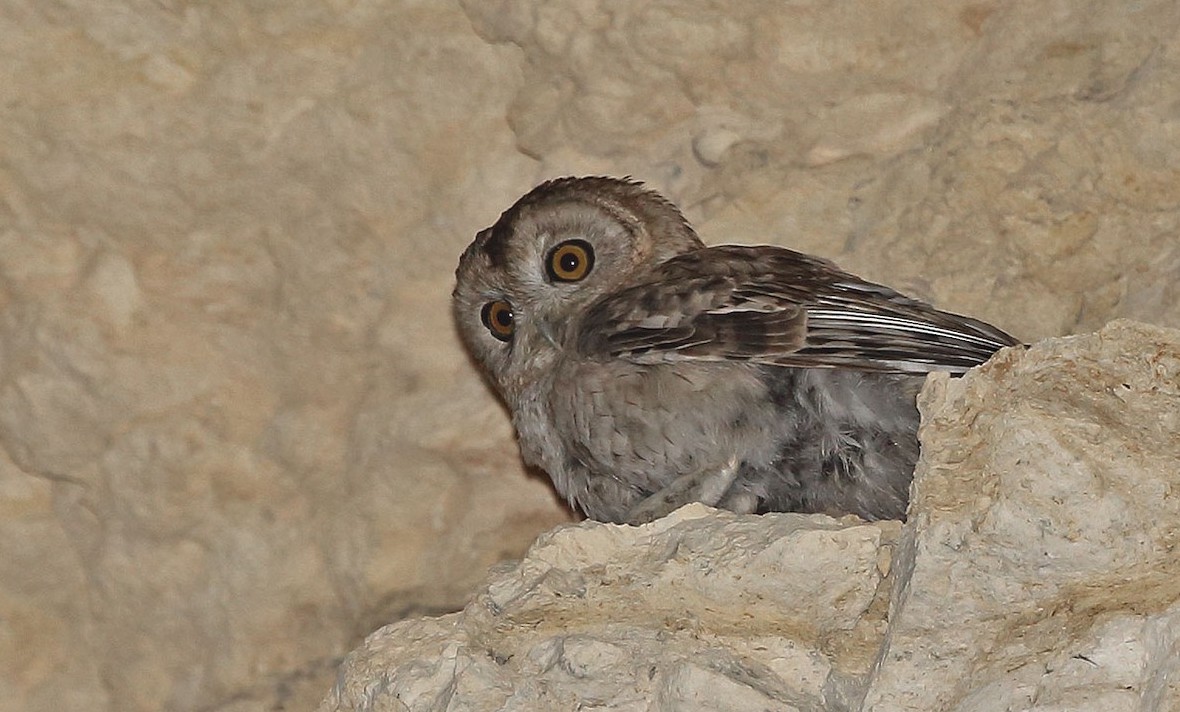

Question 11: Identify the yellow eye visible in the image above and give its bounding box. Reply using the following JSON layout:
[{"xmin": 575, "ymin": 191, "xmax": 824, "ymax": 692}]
[
  {"xmin": 546, "ymin": 239, "xmax": 595, "ymax": 283},
  {"xmin": 480, "ymin": 300, "xmax": 514, "ymax": 341}
]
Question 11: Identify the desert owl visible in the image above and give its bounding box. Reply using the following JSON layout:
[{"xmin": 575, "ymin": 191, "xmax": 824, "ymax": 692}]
[{"xmin": 453, "ymin": 176, "xmax": 1018, "ymax": 524}]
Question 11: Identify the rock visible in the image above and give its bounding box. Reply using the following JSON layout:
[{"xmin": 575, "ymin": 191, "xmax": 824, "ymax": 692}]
[
  {"xmin": 320, "ymin": 321, "xmax": 1180, "ymax": 711},
  {"xmin": 4, "ymin": 0, "xmax": 1180, "ymax": 710},
  {"xmin": 322, "ymin": 505, "xmax": 901, "ymax": 712},
  {"xmin": 865, "ymin": 319, "xmax": 1180, "ymax": 711},
  {"xmin": 0, "ymin": 4, "xmax": 563, "ymax": 712}
]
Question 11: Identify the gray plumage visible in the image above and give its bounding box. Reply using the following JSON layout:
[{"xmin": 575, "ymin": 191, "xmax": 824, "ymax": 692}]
[{"xmin": 453, "ymin": 176, "xmax": 1019, "ymax": 524}]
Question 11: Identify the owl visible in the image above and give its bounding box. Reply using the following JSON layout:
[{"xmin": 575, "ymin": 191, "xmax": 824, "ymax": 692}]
[{"xmin": 453, "ymin": 176, "xmax": 1018, "ymax": 524}]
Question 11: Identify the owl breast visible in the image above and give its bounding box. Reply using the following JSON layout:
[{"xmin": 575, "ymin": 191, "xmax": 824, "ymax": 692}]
[{"xmin": 510, "ymin": 354, "xmax": 780, "ymax": 521}]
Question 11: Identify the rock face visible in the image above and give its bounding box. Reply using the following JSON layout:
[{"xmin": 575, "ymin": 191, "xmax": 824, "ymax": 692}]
[
  {"xmin": 4, "ymin": 1, "xmax": 1180, "ymax": 710},
  {"xmin": 323, "ymin": 508, "xmax": 901, "ymax": 712},
  {"xmin": 868, "ymin": 321, "xmax": 1180, "ymax": 711},
  {"xmin": 321, "ymin": 321, "xmax": 1180, "ymax": 712}
]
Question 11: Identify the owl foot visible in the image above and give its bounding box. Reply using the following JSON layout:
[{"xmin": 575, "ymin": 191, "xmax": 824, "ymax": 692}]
[{"xmin": 623, "ymin": 456, "xmax": 746, "ymax": 525}]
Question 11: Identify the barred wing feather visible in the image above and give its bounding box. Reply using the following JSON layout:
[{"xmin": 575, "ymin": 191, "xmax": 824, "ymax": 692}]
[{"xmin": 577, "ymin": 245, "xmax": 1019, "ymax": 375}]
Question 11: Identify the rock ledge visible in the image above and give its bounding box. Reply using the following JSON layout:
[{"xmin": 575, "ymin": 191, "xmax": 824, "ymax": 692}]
[{"xmin": 321, "ymin": 320, "xmax": 1180, "ymax": 712}]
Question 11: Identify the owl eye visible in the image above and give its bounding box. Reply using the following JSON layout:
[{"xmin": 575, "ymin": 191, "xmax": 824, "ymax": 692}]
[
  {"xmin": 480, "ymin": 300, "xmax": 515, "ymax": 341},
  {"xmin": 545, "ymin": 239, "xmax": 595, "ymax": 283}
]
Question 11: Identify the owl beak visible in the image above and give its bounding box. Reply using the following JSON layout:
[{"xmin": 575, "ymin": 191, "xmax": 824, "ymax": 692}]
[{"xmin": 536, "ymin": 318, "xmax": 560, "ymax": 349}]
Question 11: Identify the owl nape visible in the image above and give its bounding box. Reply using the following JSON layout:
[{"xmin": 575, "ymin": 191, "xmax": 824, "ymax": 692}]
[{"xmin": 453, "ymin": 176, "xmax": 1019, "ymax": 524}]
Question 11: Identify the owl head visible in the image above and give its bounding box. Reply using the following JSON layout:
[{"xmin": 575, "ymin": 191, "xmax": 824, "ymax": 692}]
[{"xmin": 453, "ymin": 176, "xmax": 703, "ymax": 400}]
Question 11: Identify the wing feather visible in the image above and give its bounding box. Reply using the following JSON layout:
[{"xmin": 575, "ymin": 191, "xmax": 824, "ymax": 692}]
[{"xmin": 576, "ymin": 245, "xmax": 1019, "ymax": 374}]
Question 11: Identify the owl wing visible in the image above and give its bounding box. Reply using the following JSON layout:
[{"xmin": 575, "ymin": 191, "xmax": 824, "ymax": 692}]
[{"xmin": 576, "ymin": 245, "xmax": 1020, "ymax": 375}]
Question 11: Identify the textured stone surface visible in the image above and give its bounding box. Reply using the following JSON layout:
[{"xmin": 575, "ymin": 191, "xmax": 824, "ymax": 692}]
[
  {"xmin": 322, "ymin": 320, "xmax": 1180, "ymax": 711},
  {"xmin": 322, "ymin": 505, "xmax": 901, "ymax": 712},
  {"xmin": 0, "ymin": 3, "xmax": 564, "ymax": 712},
  {"xmin": 865, "ymin": 319, "xmax": 1180, "ymax": 711},
  {"xmin": 3, "ymin": 0, "xmax": 1180, "ymax": 711}
]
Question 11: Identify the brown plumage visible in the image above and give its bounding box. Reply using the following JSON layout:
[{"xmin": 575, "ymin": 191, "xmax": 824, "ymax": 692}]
[{"xmin": 453, "ymin": 176, "xmax": 1019, "ymax": 523}]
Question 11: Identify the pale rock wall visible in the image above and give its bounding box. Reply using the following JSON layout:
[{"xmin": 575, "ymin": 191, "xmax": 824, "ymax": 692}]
[
  {"xmin": 1, "ymin": 1, "xmax": 1178, "ymax": 711},
  {"xmin": 321, "ymin": 320, "xmax": 1180, "ymax": 712}
]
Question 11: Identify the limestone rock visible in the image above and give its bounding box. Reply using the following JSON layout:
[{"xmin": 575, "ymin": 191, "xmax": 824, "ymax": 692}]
[
  {"xmin": 4, "ymin": 0, "xmax": 1180, "ymax": 710},
  {"xmin": 321, "ymin": 320, "xmax": 1180, "ymax": 711},
  {"xmin": 0, "ymin": 3, "xmax": 562, "ymax": 712},
  {"xmin": 322, "ymin": 506, "xmax": 901, "ymax": 712},
  {"xmin": 864, "ymin": 319, "xmax": 1180, "ymax": 711}
]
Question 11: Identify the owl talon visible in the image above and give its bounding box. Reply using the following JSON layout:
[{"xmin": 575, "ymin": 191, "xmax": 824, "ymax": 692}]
[{"xmin": 623, "ymin": 457, "xmax": 741, "ymax": 525}]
